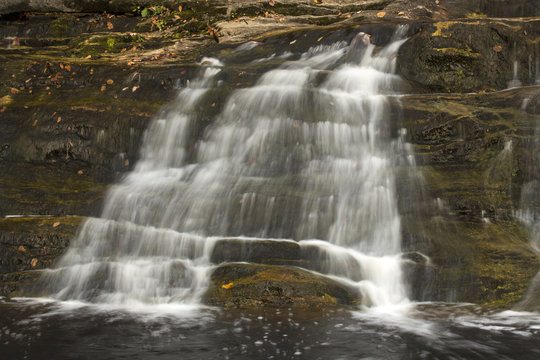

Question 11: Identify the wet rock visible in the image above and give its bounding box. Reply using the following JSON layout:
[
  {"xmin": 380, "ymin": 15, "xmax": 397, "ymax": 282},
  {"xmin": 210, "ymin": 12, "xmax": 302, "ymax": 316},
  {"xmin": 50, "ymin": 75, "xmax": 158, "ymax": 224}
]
[
  {"xmin": 204, "ymin": 263, "xmax": 360, "ymax": 308},
  {"xmin": 211, "ymin": 238, "xmax": 304, "ymax": 266},
  {"xmin": 398, "ymin": 20, "xmax": 538, "ymax": 93},
  {"xmin": 0, "ymin": 216, "xmax": 82, "ymax": 297}
]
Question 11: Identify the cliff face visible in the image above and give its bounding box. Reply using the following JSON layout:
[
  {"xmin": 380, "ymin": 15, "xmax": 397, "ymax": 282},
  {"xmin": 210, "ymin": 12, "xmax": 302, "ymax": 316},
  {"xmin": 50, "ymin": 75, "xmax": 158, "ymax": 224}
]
[{"xmin": 0, "ymin": 0, "xmax": 538, "ymax": 309}]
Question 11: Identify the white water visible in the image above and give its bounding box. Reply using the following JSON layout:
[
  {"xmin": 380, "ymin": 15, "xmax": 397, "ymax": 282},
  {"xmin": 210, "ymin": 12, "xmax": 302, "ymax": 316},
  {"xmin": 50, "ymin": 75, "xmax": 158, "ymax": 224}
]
[{"xmin": 40, "ymin": 27, "xmax": 412, "ymax": 310}]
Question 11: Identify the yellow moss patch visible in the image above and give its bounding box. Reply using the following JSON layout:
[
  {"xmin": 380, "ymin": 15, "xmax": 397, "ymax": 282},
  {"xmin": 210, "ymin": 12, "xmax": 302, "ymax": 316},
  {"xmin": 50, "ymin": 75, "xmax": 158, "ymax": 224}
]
[
  {"xmin": 433, "ymin": 47, "xmax": 481, "ymax": 57},
  {"xmin": 432, "ymin": 21, "xmax": 457, "ymax": 37},
  {"xmin": 0, "ymin": 95, "xmax": 12, "ymax": 106}
]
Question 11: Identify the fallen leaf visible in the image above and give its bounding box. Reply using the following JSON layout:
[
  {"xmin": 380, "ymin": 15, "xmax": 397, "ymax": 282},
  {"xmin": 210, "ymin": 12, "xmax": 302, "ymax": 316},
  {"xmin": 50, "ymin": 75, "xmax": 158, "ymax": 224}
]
[
  {"xmin": 314, "ymin": 0, "xmax": 322, "ymax": 3},
  {"xmin": 59, "ymin": 63, "xmax": 64, "ymax": 69},
  {"xmin": 122, "ymin": 87, "xmax": 129, "ymax": 91},
  {"xmin": 18, "ymin": 245, "xmax": 26, "ymax": 252},
  {"xmin": 65, "ymin": 64, "xmax": 71, "ymax": 72},
  {"xmin": 493, "ymin": 45, "xmax": 502, "ymax": 52},
  {"xmin": 77, "ymin": 170, "xmax": 83, "ymax": 175},
  {"xmin": 178, "ymin": 5, "xmax": 182, "ymax": 12},
  {"xmin": 107, "ymin": 21, "xmax": 114, "ymax": 30},
  {"xmin": 31, "ymin": 258, "xmax": 38, "ymax": 267},
  {"xmin": 317, "ymin": 36, "xmax": 323, "ymax": 42},
  {"xmin": 85, "ymin": 54, "xmax": 92, "ymax": 59},
  {"xmin": 57, "ymin": 116, "xmax": 61, "ymax": 123},
  {"xmin": 269, "ymin": 0, "xmax": 275, "ymax": 6},
  {"xmin": 222, "ymin": 282, "xmax": 234, "ymax": 289},
  {"xmin": 132, "ymin": 85, "xmax": 139, "ymax": 92},
  {"xmin": 32, "ymin": 119, "xmax": 38, "ymax": 126},
  {"xmin": 377, "ymin": 11, "xmax": 386, "ymax": 18},
  {"xmin": 101, "ymin": 84, "xmax": 107, "ymax": 92},
  {"xmin": 345, "ymin": 13, "xmax": 351, "ymax": 18},
  {"xmin": 10, "ymin": 88, "xmax": 19, "ymax": 94},
  {"xmin": 398, "ymin": 11, "xmax": 405, "ymax": 16},
  {"xmin": 0, "ymin": 106, "xmax": 6, "ymax": 113},
  {"xmin": 106, "ymin": 79, "xmax": 114, "ymax": 85}
]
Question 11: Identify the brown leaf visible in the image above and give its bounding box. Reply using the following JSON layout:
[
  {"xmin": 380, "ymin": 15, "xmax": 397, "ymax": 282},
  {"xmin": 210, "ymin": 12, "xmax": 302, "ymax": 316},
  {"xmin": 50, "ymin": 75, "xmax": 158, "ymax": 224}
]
[
  {"xmin": 132, "ymin": 85, "xmax": 139, "ymax": 92},
  {"xmin": 53, "ymin": 221, "xmax": 60, "ymax": 227},
  {"xmin": 18, "ymin": 245, "xmax": 26, "ymax": 252},
  {"xmin": 178, "ymin": 5, "xmax": 182, "ymax": 12},
  {"xmin": 493, "ymin": 45, "xmax": 503, "ymax": 52},
  {"xmin": 269, "ymin": 0, "xmax": 275, "ymax": 6},
  {"xmin": 77, "ymin": 170, "xmax": 84, "ymax": 175},
  {"xmin": 85, "ymin": 54, "xmax": 92, "ymax": 59},
  {"xmin": 10, "ymin": 88, "xmax": 19, "ymax": 94},
  {"xmin": 59, "ymin": 63, "xmax": 64, "ymax": 69},
  {"xmin": 377, "ymin": 11, "xmax": 386, "ymax": 18},
  {"xmin": 32, "ymin": 119, "xmax": 38, "ymax": 126},
  {"xmin": 101, "ymin": 84, "xmax": 107, "ymax": 92},
  {"xmin": 57, "ymin": 116, "xmax": 62, "ymax": 123},
  {"xmin": 106, "ymin": 79, "xmax": 114, "ymax": 85},
  {"xmin": 107, "ymin": 21, "xmax": 114, "ymax": 30},
  {"xmin": 31, "ymin": 258, "xmax": 38, "ymax": 267},
  {"xmin": 65, "ymin": 64, "xmax": 71, "ymax": 72}
]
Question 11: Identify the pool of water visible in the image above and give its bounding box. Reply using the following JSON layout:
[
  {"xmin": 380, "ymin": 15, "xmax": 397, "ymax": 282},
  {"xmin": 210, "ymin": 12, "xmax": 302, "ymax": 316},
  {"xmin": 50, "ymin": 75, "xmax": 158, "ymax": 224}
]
[{"xmin": 1, "ymin": 299, "xmax": 539, "ymax": 359}]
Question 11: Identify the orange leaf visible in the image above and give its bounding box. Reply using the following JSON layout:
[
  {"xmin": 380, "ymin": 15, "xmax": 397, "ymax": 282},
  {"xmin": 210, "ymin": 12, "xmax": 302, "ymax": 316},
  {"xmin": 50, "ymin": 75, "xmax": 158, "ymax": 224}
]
[
  {"xmin": 107, "ymin": 21, "xmax": 114, "ymax": 30},
  {"xmin": 101, "ymin": 84, "xmax": 107, "ymax": 92},
  {"xmin": 53, "ymin": 222, "xmax": 60, "ymax": 227},
  {"xmin": 18, "ymin": 245, "xmax": 26, "ymax": 252},
  {"xmin": 222, "ymin": 282, "xmax": 234, "ymax": 289},
  {"xmin": 493, "ymin": 45, "xmax": 502, "ymax": 52},
  {"xmin": 65, "ymin": 64, "xmax": 71, "ymax": 72},
  {"xmin": 10, "ymin": 88, "xmax": 19, "ymax": 94},
  {"xmin": 31, "ymin": 258, "xmax": 38, "ymax": 267},
  {"xmin": 57, "ymin": 116, "xmax": 62, "ymax": 123},
  {"xmin": 377, "ymin": 11, "xmax": 386, "ymax": 18},
  {"xmin": 106, "ymin": 79, "xmax": 114, "ymax": 85}
]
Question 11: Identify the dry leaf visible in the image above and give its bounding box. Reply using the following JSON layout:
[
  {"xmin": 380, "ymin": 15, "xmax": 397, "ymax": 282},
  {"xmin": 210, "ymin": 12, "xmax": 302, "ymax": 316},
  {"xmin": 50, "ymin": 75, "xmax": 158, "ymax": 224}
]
[
  {"xmin": 377, "ymin": 11, "xmax": 386, "ymax": 18},
  {"xmin": 269, "ymin": 0, "xmax": 275, "ymax": 6},
  {"xmin": 122, "ymin": 87, "xmax": 129, "ymax": 91},
  {"xmin": 65, "ymin": 64, "xmax": 71, "ymax": 72},
  {"xmin": 178, "ymin": 5, "xmax": 182, "ymax": 12},
  {"xmin": 18, "ymin": 245, "xmax": 26, "ymax": 252},
  {"xmin": 132, "ymin": 85, "xmax": 139, "ymax": 92},
  {"xmin": 106, "ymin": 79, "xmax": 114, "ymax": 85},
  {"xmin": 31, "ymin": 258, "xmax": 38, "ymax": 267},
  {"xmin": 57, "ymin": 116, "xmax": 61, "ymax": 123},
  {"xmin": 85, "ymin": 54, "xmax": 92, "ymax": 59},
  {"xmin": 493, "ymin": 45, "xmax": 502, "ymax": 52},
  {"xmin": 222, "ymin": 282, "xmax": 234, "ymax": 289},
  {"xmin": 32, "ymin": 119, "xmax": 38, "ymax": 126},
  {"xmin": 53, "ymin": 222, "xmax": 60, "ymax": 227},
  {"xmin": 10, "ymin": 88, "xmax": 19, "ymax": 94},
  {"xmin": 77, "ymin": 170, "xmax": 84, "ymax": 175},
  {"xmin": 59, "ymin": 63, "xmax": 64, "ymax": 69},
  {"xmin": 90, "ymin": 68, "xmax": 94, "ymax": 75},
  {"xmin": 101, "ymin": 85, "xmax": 107, "ymax": 92},
  {"xmin": 398, "ymin": 11, "xmax": 405, "ymax": 16},
  {"xmin": 107, "ymin": 21, "xmax": 114, "ymax": 30}
]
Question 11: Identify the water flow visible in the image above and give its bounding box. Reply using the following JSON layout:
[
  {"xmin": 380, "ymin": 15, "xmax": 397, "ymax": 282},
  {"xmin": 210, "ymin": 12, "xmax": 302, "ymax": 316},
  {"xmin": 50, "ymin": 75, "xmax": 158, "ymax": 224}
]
[{"xmin": 38, "ymin": 27, "xmax": 412, "ymax": 310}]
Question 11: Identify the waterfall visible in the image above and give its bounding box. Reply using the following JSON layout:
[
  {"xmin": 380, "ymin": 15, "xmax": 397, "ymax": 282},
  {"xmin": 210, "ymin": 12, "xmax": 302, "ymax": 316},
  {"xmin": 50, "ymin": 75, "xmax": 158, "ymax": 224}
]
[{"xmin": 37, "ymin": 27, "xmax": 412, "ymax": 309}]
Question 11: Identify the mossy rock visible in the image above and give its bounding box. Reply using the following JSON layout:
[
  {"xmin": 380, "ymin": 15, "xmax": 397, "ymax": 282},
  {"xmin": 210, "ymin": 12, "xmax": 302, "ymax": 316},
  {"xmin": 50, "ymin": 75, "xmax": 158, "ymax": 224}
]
[{"xmin": 204, "ymin": 263, "xmax": 360, "ymax": 308}]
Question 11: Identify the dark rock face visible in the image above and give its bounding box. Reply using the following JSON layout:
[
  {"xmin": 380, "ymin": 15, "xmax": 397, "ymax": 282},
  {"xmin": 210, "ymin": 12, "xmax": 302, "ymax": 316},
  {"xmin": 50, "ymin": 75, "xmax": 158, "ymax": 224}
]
[{"xmin": 398, "ymin": 20, "xmax": 539, "ymax": 93}]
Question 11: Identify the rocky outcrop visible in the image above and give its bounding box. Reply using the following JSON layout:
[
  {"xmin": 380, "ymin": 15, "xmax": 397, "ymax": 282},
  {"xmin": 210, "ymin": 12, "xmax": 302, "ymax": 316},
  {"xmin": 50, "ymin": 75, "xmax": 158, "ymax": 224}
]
[{"xmin": 205, "ymin": 263, "xmax": 360, "ymax": 308}]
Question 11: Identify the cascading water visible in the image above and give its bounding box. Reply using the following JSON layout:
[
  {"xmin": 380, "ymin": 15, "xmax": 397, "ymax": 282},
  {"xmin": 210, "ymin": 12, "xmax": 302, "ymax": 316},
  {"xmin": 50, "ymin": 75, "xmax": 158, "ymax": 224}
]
[{"xmin": 37, "ymin": 27, "xmax": 412, "ymax": 310}]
